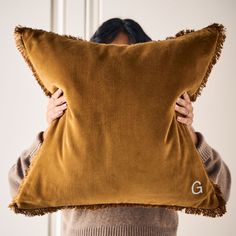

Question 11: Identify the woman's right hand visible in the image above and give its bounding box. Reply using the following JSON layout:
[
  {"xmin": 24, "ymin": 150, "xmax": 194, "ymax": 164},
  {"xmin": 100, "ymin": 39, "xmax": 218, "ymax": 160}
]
[{"xmin": 43, "ymin": 88, "xmax": 67, "ymax": 140}]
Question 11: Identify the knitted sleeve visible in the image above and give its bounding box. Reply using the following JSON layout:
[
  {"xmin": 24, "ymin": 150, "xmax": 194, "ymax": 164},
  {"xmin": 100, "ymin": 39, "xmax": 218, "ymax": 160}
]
[
  {"xmin": 8, "ymin": 131, "xmax": 44, "ymax": 198},
  {"xmin": 195, "ymin": 131, "xmax": 231, "ymax": 202}
]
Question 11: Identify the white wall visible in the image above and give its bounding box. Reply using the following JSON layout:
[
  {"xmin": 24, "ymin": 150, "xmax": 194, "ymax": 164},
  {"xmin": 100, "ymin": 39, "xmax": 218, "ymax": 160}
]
[
  {"xmin": 0, "ymin": 0, "xmax": 85, "ymax": 235},
  {"xmin": 0, "ymin": 1, "xmax": 50, "ymax": 235},
  {"xmin": 0, "ymin": 0, "xmax": 235, "ymax": 235}
]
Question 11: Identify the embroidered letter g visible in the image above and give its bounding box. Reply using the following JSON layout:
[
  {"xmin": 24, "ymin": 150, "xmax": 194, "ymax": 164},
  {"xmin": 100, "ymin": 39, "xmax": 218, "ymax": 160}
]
[{"xmin": 191, "ymin": 180, "xmax": 203, "ymax": 195}]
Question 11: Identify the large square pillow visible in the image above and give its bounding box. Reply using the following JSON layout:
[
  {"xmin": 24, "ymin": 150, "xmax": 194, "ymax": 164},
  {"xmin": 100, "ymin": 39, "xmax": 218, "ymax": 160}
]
[{"xmin": 9, "ymin": 23, "xmax": 227, "ymax": 217}]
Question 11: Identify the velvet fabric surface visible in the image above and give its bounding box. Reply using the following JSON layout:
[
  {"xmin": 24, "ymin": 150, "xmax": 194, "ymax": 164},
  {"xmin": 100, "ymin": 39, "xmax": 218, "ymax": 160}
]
[{"xmin": 8, "ymin": 23, "xmax": 227, "ymax": 217}]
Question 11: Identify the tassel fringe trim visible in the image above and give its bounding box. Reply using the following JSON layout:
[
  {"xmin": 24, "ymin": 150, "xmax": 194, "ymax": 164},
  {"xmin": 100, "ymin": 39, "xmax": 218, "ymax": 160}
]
[
  {"xmin": 165, "ymin": 23, "xmax": 226, "ymax": 102},
  {"xmin": 14, "ymin": 25, "xmax": 85, "ymax": 98},
  {"xmin": 8, "ymin": 177, "xmax": 226, "ymax": 218},
  {"xmin": 11, "ymin": 23, "xmax": 227, "ymax": 218}
]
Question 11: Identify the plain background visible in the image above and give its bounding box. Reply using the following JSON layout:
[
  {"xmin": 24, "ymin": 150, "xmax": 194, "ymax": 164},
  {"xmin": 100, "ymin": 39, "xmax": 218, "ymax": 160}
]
[{"xmin": 0, "ymin": 0, "xmax": 235, "ymax": 235}]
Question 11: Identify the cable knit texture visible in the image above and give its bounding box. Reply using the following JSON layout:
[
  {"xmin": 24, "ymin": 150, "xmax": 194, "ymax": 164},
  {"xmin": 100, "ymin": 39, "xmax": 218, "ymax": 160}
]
[{"xmin": 8, "ymin": 130, "xmax": 231, "ymax": 236}]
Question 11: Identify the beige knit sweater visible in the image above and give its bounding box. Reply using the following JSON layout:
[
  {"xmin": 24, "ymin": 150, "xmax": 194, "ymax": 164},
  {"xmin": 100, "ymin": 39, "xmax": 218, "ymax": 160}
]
[{"xmin": 8, "ymin": 130, "xmax": 231, "ymax": 236}]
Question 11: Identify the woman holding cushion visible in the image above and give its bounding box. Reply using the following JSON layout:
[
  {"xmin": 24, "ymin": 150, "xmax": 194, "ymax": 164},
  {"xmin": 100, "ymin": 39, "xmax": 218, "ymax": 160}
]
[{"xmin": 8, "ymin": 18, "xmax": 231, "ymax": 236}]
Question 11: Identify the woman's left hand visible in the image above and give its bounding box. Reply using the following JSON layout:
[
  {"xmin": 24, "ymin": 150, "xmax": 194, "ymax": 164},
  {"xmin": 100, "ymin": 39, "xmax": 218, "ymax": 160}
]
[{"xmin": 175, "ymin": 91, "xmax": 198, "ymax": 146}]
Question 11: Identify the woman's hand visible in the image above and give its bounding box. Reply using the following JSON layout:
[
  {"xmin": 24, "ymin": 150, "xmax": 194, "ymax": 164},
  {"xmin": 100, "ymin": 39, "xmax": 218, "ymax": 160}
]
[
  {"xmin": 43, "ymin": 88, "xmax": 67, "ymax": 140},
  {"xmin": 175, "ymin": 91, "xmax": 198, "ymax": 146}
]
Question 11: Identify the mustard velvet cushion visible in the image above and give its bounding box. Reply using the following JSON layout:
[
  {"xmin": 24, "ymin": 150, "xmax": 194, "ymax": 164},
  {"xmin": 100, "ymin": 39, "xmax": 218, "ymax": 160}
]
[{"xmin": 9, "ymin": 23, "xmax": 227, "ymax": 217}]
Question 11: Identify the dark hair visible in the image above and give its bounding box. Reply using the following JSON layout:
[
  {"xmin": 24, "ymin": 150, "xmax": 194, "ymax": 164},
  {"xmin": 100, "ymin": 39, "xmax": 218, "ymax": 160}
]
[{"xmin": 90, "ymin": 18, "xmax": 152, "ymax": 44}]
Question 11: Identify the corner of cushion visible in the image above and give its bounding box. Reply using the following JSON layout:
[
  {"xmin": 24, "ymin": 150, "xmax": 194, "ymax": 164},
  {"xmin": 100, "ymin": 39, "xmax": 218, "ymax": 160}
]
[{"xmin": 195, "ymin": 131, "xmax": 212, "ymax": 164}]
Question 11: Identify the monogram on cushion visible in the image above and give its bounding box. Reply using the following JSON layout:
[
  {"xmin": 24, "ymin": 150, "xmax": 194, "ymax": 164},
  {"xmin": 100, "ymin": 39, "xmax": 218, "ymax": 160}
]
[{"xmin": 8, "ymin": 23, "xmax": 227, "ymax": 217}]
